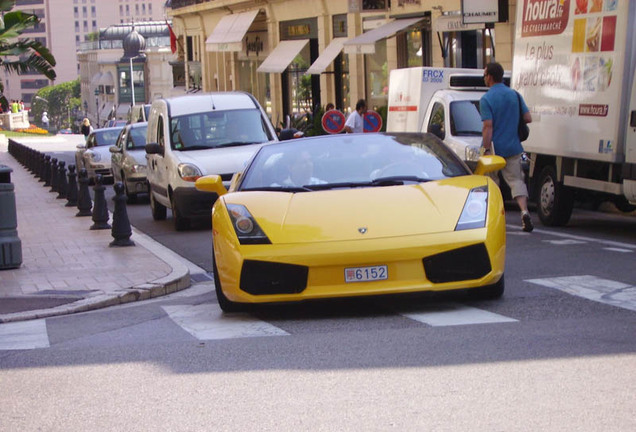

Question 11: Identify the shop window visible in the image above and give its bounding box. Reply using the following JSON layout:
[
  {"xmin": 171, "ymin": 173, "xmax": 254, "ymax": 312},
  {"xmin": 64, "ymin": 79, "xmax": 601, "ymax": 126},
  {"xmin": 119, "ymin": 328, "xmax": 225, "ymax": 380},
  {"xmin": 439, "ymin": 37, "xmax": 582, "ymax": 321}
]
[
  {"xmin": 365, "ymin": 39, "xmax": 388, "ymax": 110},
  {"xmin": 442, "ymin": 30, "xmax": 493, "ymax": 69}
]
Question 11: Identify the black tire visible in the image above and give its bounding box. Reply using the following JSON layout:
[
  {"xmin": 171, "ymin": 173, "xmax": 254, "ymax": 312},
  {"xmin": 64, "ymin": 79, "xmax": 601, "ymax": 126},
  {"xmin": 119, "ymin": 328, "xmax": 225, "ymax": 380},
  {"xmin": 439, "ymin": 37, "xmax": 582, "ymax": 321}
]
[
  {"xmin": 171, "ymin": 194, "xmax": 190, "ymax": 231},
  {"xmin": 613, "ymin": 196, "xmax": 636, "ymax": 213},
  {"xmin": 469, "ymin": 275, "xmax": 505, "ymax": 300},
  {"xmin": 537, "ymin": 165, "xmax": 574, "ymax": 226},
  {"xmin": 150, "ymin": 191, "xmax": 167, "ymax": 220},
  {"xmin": 212, "ymin": 248, "xmax": 244, "ymax": 313}
]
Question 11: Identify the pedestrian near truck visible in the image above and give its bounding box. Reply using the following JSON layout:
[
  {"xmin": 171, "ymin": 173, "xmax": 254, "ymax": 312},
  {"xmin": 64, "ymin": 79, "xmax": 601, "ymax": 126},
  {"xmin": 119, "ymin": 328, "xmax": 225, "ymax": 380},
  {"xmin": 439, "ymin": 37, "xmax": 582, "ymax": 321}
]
[{"xmin": 480, "ymin": 62, "xmax": 534, "ymax": 232}]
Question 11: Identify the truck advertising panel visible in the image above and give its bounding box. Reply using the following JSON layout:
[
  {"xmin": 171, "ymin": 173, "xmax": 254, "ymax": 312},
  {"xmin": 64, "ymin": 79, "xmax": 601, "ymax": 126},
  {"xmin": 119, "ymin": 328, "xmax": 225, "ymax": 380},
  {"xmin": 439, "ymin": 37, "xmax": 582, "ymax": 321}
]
[{"xmin": 513, "ymin": 0, "xmax": 628, "ymax": 161}]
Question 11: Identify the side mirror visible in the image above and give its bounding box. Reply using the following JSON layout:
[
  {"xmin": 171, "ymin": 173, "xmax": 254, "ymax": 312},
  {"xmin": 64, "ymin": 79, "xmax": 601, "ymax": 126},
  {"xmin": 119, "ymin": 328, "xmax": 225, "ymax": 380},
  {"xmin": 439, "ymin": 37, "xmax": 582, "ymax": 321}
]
[
  {"xmin": 473, "ymin": 155, "xmax": 506, "ymax": 176},
  {"xmin": 145, "ymin": 142, "xmax": 163, "ymax": 156},
  {"xmin": 195, "ymin": 175, "xmax": 228, "ymax": 197},
  {"xmin": 109, "ymin": 145, "xmax": 121, "ymax": 153},
  {"xmin": 76, "ymin": 143, "xmax": 86, "ymax": 150}
]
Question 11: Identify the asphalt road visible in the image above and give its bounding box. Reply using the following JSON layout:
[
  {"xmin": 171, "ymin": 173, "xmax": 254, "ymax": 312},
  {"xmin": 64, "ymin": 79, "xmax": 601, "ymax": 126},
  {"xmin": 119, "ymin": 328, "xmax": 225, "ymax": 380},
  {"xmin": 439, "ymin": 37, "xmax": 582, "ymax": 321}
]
[{"xmin": 2, "ymin": 145, "xmax": 634, "ymax": 430}]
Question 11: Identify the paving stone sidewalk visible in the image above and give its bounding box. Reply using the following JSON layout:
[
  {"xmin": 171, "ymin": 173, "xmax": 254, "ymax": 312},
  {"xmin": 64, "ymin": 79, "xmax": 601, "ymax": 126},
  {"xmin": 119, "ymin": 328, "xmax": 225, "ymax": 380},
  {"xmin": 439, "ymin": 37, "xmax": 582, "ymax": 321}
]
[{"xmin": 0, "ymin": 134, "xmax": 190, "ymax": 323}]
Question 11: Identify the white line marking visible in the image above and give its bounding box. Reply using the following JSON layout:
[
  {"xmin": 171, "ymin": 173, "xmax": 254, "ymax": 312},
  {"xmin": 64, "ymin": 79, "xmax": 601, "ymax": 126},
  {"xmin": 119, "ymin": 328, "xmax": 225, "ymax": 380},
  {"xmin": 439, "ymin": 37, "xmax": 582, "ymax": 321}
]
[
  {"xmin": 0, "ymin": 319, "xmax": 50, "ymax": 350},
  {"xmin": 542, "ymin": 239, "xmax": 587, "ymax": 245},
  {"xmin": 526, "ymin": 275, "xmax": 636, "ymax": 312},
  {"xmin": 401, "ymin": 304, "xmax": 518, "ymax": 327},
  {"xmin": 506, "ymin": 224, "xmax": 636, "ymax": 250},
  {"xmin": 603, "ymin": 247, "xmax": 633, "ymax": 253},
  {"xmin": 162, "ymin": 304, "xmax": 289, "ymax": 340}
]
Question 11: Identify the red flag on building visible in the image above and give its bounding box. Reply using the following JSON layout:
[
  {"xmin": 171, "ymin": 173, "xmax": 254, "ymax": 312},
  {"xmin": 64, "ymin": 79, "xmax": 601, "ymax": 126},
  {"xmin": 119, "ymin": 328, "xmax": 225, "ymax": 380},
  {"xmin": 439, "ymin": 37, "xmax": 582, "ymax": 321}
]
[{"xmin": 167, "ymin": 21, "xmax": 177, "ymax": 54}]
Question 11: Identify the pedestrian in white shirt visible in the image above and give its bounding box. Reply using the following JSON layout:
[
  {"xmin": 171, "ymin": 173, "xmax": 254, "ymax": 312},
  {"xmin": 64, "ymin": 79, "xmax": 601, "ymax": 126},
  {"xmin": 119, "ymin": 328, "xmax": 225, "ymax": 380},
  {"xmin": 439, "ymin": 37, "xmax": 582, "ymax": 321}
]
[{"xmin": 344, "ymin": 99, "xmax": 367, "ymax": 133}]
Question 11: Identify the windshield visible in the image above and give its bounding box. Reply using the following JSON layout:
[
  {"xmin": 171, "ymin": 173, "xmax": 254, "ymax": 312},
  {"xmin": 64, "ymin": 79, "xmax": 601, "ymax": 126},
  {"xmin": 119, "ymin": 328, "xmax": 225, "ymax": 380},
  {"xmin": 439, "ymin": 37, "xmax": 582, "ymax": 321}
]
[
  {"xmin": 450, "ymin": 100, "xmax": 483, "ymax": 136},
  {"xmin": 95, "ymin": 129, "xmax": 123, "ymax": 146},
  {"xmin": 239, "ymin": 133, "xmax": 469, "ymax": 191},
  {"xmin": 128, "ymin": 125, "xmax": 148, "ymax": 149},
  {"xmin": 170, "ymin": 109, "xmax": 272, "ymax": 151}
]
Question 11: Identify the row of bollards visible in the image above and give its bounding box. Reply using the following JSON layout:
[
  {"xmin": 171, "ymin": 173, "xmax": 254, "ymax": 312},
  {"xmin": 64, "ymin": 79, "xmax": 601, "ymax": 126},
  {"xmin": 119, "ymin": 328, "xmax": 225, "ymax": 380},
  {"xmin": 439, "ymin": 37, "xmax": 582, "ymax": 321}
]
[{"xmin": 7, "ymin": 139, "xmax": 134, "ymax": 247}]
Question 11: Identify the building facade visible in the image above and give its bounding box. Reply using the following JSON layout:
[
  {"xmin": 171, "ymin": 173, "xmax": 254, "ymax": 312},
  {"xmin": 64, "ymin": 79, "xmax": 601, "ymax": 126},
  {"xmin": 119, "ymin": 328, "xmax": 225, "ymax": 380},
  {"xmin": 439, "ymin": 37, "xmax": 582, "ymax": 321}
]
[
  {"xmin": 167, "ymin": 0, "xmax": 519, "ymax": 127},
  {"xmin": 3, "ymin": 0, "xmax": 168, "ymax": 107},
  {"xmin": 77, "ymin": 21, "xmax": 178, "ymax": 127}
]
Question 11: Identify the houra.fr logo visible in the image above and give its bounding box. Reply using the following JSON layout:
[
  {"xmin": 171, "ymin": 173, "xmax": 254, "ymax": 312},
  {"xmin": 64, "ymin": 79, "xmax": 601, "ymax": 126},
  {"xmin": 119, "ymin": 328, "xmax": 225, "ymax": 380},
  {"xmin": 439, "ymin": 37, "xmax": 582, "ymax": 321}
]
[{"xmin": 522, "ymin": 0, "xmax": 570, "ymax": 37}]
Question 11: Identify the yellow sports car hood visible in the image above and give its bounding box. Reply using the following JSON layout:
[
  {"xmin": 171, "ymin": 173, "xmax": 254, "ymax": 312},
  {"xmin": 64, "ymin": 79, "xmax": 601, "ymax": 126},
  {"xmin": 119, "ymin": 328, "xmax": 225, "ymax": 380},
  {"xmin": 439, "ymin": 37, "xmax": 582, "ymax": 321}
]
[{"xmin": 222, "ymin": 176, "xmax": 491, "ymax": 244}]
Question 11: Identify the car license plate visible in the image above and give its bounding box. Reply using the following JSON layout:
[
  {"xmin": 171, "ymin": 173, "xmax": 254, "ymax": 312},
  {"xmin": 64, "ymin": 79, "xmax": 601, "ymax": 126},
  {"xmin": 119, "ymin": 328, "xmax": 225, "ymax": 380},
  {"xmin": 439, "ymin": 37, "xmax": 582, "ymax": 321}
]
[{"xmin": 345, "ymin": 265, "xmax": 388, "ymax": 283}]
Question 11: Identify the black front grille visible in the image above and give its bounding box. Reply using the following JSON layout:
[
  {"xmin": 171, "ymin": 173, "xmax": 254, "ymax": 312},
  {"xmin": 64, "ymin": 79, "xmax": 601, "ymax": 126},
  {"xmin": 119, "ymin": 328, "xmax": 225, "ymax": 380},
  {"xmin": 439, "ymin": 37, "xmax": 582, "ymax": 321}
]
[
  {"xmin": 423, "ymin": 243, "xmax": 492, "ymax": 284},
  {"xmin": 240, "ymin": 260, "xmax": 308, "ymax": 295}
]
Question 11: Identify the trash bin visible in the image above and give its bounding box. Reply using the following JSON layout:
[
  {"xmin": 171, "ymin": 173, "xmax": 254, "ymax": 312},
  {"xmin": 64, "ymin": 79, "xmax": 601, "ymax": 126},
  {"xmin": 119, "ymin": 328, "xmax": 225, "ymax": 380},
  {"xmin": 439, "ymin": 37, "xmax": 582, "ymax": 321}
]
[{"xmin": 0, "ymin": 165, "xmax": 22, "ymax": 269}]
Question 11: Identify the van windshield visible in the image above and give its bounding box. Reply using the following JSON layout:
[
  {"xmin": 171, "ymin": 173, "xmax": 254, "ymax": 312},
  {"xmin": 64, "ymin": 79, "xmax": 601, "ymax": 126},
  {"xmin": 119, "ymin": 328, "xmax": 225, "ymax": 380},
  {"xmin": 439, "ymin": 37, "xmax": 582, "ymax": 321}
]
[
  {"xmin": 449, "ymin": 100, "xmax": 483, "ymax": 136},
  {"xmin": 169, "ymin": 109, "xmax": 272, "ymax": 151}
]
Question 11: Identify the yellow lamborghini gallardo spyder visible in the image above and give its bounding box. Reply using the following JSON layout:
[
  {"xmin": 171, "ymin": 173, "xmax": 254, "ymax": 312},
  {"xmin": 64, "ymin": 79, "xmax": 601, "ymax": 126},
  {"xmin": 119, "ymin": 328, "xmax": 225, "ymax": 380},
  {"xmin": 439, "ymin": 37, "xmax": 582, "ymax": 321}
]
[{"xmin": 195, "ymin": 132, "xmax": 507, "ymax": 312}]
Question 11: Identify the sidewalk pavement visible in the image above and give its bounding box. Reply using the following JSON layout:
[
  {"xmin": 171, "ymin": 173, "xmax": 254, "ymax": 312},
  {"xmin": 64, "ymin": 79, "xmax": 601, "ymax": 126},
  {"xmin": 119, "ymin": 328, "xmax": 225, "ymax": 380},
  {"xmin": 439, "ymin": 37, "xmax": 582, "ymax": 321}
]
[{"xmin": 0, "ymin": 134, "xmax": 191, "ymax": 323}]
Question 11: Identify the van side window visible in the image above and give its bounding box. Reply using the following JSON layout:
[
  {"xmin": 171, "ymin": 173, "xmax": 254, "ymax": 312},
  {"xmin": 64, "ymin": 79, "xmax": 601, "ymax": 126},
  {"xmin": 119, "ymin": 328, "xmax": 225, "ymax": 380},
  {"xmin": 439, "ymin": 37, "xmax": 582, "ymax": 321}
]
[
  {"xmin": 427, "ymin": 102, "xmax": 445, "ymax": 140},
  {"xmin": 157, "ymin": 116, "xmax": 165, "ymax": 149}
]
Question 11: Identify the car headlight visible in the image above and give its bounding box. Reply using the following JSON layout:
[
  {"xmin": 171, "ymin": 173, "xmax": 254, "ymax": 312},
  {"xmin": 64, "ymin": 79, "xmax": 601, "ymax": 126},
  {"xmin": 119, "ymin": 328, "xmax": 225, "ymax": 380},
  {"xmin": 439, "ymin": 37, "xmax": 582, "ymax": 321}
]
[
  {"xmin": 131, "ymin": 164, "xmax": 146, "ymax": 173},
  {"xmin": 465, "ymin": 145, "xmax": 480, "ymax": 162},
  {"xmin": 177, "ymin": 163, "xmax": 202, "ymax": 182},
  {"xmin": 227, "ymin": 204, "xmax": 271, "ymax": 244},
  {"xmin": 87, "ymin": 151, "xmax": 100, "ymax": 162},
  {"xmin": 455, "ymin": 186, "xmax": 488, "ymax": 231}
]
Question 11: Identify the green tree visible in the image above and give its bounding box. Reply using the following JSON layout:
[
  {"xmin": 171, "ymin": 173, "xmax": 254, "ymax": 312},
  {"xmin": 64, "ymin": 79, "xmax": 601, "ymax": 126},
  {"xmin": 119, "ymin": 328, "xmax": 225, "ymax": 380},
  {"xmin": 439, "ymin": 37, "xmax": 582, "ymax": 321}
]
[
  {"xmin": 0, "ymin": 0, "xmax": 56, "ymax": 110},
  {"xmin": 31, "ymin": 79, "xmax": 80, "ymax": 130}
]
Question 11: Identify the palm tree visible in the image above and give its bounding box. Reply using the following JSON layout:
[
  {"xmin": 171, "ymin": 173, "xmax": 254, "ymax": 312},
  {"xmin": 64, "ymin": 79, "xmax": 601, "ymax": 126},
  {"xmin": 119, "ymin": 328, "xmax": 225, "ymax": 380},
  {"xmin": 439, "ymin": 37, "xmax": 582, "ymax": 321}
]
[{"xmin": 0, "ymin": 0, "xmax": 56, "ymax": 110}]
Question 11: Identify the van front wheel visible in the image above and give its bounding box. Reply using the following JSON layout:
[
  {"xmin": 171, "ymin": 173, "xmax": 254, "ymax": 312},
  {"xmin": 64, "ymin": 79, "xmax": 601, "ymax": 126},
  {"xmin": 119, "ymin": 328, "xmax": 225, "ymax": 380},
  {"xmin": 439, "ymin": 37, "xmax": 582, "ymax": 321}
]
[{"xmin": 150, "ymin": 192, "xmax": 167, "ymax": 220}]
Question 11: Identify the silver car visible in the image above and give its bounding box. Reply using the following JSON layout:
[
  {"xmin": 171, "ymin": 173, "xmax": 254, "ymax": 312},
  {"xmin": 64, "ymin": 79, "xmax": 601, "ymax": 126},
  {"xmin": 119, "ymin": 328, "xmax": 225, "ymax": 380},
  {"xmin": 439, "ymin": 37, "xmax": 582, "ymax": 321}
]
[
  {"xmin": 75, "ymin": 126, "xmax": 124, "ymax": 183},
  {"xmin": 110, "ymin": 122, "xmax": 149, "ymax": 201}
]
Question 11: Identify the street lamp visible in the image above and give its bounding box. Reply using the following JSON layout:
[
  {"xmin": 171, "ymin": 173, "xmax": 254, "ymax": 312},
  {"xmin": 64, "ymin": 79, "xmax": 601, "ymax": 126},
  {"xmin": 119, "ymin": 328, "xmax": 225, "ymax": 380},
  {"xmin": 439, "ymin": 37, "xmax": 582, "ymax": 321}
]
[
  {"xmin": 129, "ymin": 54, "xmax": 144, "ymax": 107},
  {"xmin": 94, "ymin": 88, "xmax": 100, "ymax": 127}
]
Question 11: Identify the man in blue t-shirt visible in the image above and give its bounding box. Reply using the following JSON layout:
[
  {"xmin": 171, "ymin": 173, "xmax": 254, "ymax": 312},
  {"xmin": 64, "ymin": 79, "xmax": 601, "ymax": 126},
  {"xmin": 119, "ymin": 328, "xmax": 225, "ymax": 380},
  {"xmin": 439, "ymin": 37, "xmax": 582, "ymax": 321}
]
[{"xmin": 480, "ymin": 62, "xmax": 534, "ymax": 232}]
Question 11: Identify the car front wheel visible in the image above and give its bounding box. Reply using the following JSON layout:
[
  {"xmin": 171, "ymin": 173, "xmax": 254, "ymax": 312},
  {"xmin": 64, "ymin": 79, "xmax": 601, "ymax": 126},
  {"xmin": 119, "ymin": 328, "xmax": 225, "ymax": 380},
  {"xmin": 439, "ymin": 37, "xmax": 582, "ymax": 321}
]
[
  {"xmin": 150, "ymin": 191, "xmax": 167, "ymax": 220},
  {"xmin": 212, "ymin": 248, "xmax": 244, "ymax": 313},
  {"xmin": 171, "ymin": 194, "xmax": 190, "ymax": 231}
]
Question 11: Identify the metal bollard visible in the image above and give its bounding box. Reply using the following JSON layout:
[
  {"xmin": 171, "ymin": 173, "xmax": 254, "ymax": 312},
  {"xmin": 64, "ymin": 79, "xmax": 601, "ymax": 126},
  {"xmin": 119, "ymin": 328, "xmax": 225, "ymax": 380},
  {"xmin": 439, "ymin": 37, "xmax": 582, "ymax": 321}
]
[
  {"xmin": 65, "ymin": 164, "xmax": 78, "ymax": 207},
  {"xmin": 110, "ymin": 182, "xmax": 135, "ymax": 247},
  {"xmin": 49, "ymin": 157, "xmax": 59, "ymax": 193},
  {"xmin": 76, "ymin": 168, "xmax": 93, "ymax": 217},
  {"xmin": 37, "ymin": 153, "xmax": 46, "ymax": 182},
  {"xmin": 43, "ymin": 155, "xmax": 52, "ymax": 186},
  {"xmin": 0, "ymin": 165, "xmax": 22, "ymax": 269},
  {"xmin": 90, "ymin": 174, "xmax": 111, "ymax": 230},
  {"xmin": 56, "ymin": 161, "xmax": 67, "ymax": 200}
]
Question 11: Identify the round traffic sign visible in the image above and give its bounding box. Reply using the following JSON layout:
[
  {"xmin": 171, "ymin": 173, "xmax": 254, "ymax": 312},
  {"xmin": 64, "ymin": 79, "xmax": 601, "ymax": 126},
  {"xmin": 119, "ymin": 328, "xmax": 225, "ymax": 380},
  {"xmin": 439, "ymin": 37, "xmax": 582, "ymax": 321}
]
[
  {"xmin": 363, "ymin": 110, "xmax": 382, "ymax": 133},
  {"xmin": 321, "ymin": 109, "xmax": 346, "ymax": 134}
]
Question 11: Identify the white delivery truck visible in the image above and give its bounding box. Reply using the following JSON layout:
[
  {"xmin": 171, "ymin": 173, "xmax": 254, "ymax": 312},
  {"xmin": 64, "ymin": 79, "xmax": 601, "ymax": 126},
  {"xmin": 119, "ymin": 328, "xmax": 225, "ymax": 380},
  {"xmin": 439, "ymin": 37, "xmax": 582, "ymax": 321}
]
[
  {"xmin": 387, "ymin": 67, "xmax": 505, "ymax": 170},
  {"xmin": 512, "ymin": 0, "xmax": 636, "ymax": 225}
]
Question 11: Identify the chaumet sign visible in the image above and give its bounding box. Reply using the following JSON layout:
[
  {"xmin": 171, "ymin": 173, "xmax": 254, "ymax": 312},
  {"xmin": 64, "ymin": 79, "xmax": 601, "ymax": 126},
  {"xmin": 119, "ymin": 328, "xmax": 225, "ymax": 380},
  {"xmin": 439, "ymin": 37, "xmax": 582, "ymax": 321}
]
[{"xmin": 461, "ymin": 0, "xmax": 500, "ymax": 24}]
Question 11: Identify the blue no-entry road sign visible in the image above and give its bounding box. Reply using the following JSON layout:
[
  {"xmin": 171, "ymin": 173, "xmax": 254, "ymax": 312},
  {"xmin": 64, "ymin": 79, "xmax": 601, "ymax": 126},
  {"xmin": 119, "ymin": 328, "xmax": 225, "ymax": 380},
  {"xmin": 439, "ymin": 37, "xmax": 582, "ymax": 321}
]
[{"xmin": 322, "ymin": 109, "xmax": 346, "ymax": 134}]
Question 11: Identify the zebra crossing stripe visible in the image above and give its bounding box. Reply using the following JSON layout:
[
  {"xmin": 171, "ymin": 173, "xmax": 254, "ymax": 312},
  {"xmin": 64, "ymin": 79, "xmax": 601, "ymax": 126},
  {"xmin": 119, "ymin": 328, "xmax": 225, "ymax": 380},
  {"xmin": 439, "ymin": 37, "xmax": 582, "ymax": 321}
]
[
  {"xmin": 162, "ymin": 304, "xmax": 289, "ymax": 340},
  {"xmin": 0, "ymin": 319, "xmax": 50, "ymax": 350},
  {"xmin": 526, "ymin": 275, "xmax": 636, "ymax": 312},
  {"xmin": 401, "ymin": 304, "xmax": 517, "ymax": 327}
]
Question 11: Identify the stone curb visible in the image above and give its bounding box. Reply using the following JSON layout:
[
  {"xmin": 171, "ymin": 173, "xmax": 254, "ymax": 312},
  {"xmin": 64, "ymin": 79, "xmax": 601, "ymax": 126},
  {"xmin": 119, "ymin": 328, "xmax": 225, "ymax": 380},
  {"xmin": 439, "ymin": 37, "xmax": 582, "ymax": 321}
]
[{"xmin": 0, "ymin": 227, "xmax": 192, "ymax": 324}]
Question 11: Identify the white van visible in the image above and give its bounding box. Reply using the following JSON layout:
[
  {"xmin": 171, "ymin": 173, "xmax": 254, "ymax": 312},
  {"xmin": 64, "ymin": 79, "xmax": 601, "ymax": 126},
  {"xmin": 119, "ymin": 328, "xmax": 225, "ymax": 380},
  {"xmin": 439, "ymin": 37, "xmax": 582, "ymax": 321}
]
[
  {"xmin": 145, "ymin": 92, "xmax": 278, "ymax": 230},
  {"xmin": 387, "ymin": 67, "xmax": 510, "ymax": 170}
]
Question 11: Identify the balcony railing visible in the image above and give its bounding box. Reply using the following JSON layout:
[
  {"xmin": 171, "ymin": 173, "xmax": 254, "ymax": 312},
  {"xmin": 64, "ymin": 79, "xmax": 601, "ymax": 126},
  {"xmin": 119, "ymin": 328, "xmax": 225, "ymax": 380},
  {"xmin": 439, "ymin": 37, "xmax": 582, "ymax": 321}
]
[{"xmin": 170, "ymin": 0, "xmax": 212, "ymax": 9}]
